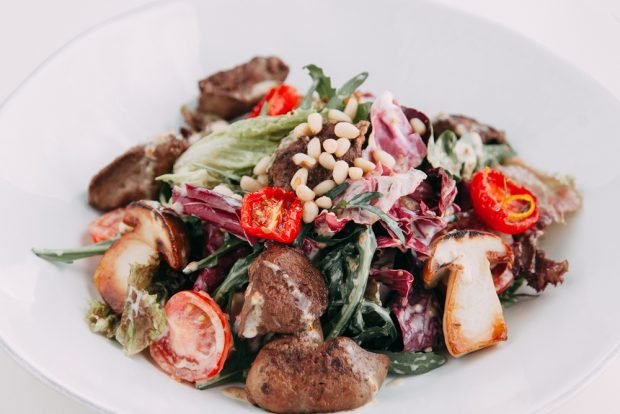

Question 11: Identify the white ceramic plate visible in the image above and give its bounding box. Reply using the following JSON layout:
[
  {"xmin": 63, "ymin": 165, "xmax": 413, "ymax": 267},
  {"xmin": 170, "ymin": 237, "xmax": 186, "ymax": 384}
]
[{"xmin": 1, "ymin": 0, "xmax": 619, "ymax": 413}]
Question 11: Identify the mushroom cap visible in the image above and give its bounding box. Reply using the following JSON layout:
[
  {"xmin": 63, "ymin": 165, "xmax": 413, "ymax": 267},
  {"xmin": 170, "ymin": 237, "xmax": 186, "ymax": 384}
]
[{"xmin": 93, "ymin": 201, "xmax": 189, "ymax": 313}]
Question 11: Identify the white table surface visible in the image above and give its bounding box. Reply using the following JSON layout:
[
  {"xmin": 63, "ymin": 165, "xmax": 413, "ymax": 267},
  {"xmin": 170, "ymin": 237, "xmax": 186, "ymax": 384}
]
[{"xmin": 1, "ymin": 0, "xmax": 618, "ymax": 412}]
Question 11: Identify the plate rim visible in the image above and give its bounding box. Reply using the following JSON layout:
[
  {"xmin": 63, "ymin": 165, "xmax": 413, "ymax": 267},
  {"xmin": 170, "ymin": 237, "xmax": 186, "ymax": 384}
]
[{"xmin": 1, "ymin": 1, "xmax": 618, "ymax": 413}]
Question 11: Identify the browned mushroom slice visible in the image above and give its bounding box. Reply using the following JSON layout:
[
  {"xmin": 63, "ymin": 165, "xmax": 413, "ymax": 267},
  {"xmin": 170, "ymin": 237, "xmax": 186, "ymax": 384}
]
[
  {"xmin": 237, "ymin": 245, "xmax": 327, "ymax": 338},
  {"xmin": 93, "ymin": 201, "xmax": 189, "ymax": 313},
  {"xmin": 88, "ymin": 134, "xmax": 188, "ymax": 211},
  {"xmin": 423, "ymin": 230, "xmax": 513, "ymax": 357},
  {"xmin": 197, "ymin": 56, "xmax": 289, "ymax": 119},
  {"xmin": 246, "ymin": 335, "xmax": 389, "ymax": 413}
]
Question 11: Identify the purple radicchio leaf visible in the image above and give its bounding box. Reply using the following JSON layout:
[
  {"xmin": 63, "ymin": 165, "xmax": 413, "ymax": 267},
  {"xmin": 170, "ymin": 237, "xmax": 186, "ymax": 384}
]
[
  {"xmin": 364, "ymin": 91, "xmax": 427, "ymax": 171},
  {"xmin": 391, "ymin": 287, "xmax": 441, "ymax": 352},
  {"xmin": 369, "ymin": 268, "xmax": 414, "ymax": 298},
  {"xmin": 172, "ymin": 184, "xmax": 257, "ymax": 244}
]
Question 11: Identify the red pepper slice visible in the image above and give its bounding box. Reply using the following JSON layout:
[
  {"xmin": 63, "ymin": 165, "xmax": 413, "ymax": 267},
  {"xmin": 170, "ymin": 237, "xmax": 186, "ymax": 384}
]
[
  {"xmin": 470, "ymin": 167, "xmax": 540, "ymax": 235},
  {"xmin": 247, "ymin": 84, "xmax": 301, "ymax": 118},
  {"xmin": 240, "ymin": 187, "xmax": 303, "ymax": 243}
]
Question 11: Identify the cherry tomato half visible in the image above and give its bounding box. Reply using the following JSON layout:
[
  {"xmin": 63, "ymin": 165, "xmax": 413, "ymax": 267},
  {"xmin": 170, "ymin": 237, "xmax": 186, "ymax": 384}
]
[
  {"xmin": 247, "ymin": 84, "xmax": 301, "ymax": 118},
  {"xmin": 470, "ymin": 168, "xmax": 540, "ymax": 235},
  {"xmin": 87, "ymin": 208, "xmax": 125, "ymax": 243},
  {"xmin": 240, "ymin": 187, "xmax": 303, "ymax": 244},
  {"xmin": 150, "ymin": 291, "xmax": 233, "ymax": 383}
]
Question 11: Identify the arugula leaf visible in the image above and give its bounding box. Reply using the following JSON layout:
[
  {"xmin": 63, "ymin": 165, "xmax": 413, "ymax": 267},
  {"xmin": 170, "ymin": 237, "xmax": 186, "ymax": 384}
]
[
  {"xmin": 183, "ymin": 236, "xmax": 246, "ymax": 274},
  {"xmin": 347, "ymin": 299, "xmax": 397, "ymax": 349},
  {"xmin": 321, "ymin": 227, "xmax": 376, "ymax": 339},
  {"xmin": 326, "ymin": 72, "xmax": 368, "ymax": 109},
  {"xmin": 324, "ymin": 182, "xmax": 350, "ymax": 199},
  {"xmin": 212, "ymin": 245, "xmax": 264, "ymax": 306},
  {"xmin": 354, "ymin": 101, "xmax": 372, "ymax": 122},
  {"xmin": 32, "ymin": 237, "xmax": 118, "ymax": 264},
  {"xmin": 499, "ymin": 277, "xmax": 538, "ymax": 308},
  {"xmin": 337, "ymin": 192, "xmax": 406, "ymax": 245},
  {"xmin": 303, "ymin": 64, "xmax": 336, "ymax": 102},
  {"xmin": 380, "ymin": 351, "xmax": 447, "ymax": 375}
]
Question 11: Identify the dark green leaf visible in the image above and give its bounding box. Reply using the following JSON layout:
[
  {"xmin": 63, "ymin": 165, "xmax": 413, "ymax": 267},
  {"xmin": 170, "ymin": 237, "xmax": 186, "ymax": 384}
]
[
  {"xmin": 195, "ymin": 337, "xmax": 255, "ymax": 390},
  {"xmin": 356, "ymin": 205, "xmax": 406, "ymax": 245},
  {"xmin": 354, "ymin": 101, "xmax": 372, "ymax": 122},
  {"xmin": 183, "ymin": 236, "xmax": 246, "ymax": 274},
  {"xmin": 303, "ymin": 64, "xmax": 336, "ymax": 101},
  {"xmin": 321, "ymin": 227, "xmax": 376, "ymax": 339},
  {"xmin": 326, "ymin": 72, "xmax": 368, "ymax": 109},
  {"xmin": 324, "ymin": 182, "xmax": 350, "ymax": 199},
  {"xmin": 347, "ymin": 192, "xmax": 382, "ymax": 207},
  {"xmin": 301, "ymin": 78, "xmax": 320, "ymax": 110},
  {"xmin": 347, "ymin": 299, "xmax": 397, "ymax": 349},
  {"xmin": 32, "ymin": 237, "xmax": 118, "ymax": 264},
  {"xmin": 499, "ymin": 277, "xmax": 538, "ymax": 308},
  {"xmin": 292, "ymin": 223, "xmax": 312, "ymax": 247},
  {"xmin": 481, "ymin": 144, "xmax": 516, "ymax": 167},
  {"xmin": 212, "ymin": 245, "xmax": 264, "ymax": 306},
  {"xmin": 380, "ymin": 351, "xmax": 447, "ymax": 375}
]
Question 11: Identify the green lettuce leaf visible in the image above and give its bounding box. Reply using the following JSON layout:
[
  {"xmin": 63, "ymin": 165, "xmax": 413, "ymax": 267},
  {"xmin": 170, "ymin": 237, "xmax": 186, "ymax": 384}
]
[
  {"xmin": 114, "ymin": 258, "xmax": 168, "ymax": 356},
  {"xmin": 159, "ymin": 110, "xmax": 311, "ymax": 188},
  {"xmin": 427, "ymin": 131, "xmax": 515, "ymax": 180}
]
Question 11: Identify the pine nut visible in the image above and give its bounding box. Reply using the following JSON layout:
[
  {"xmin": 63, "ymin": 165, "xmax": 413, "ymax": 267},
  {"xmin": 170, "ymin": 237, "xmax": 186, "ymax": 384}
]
[
  {"xmin": 290, "ymin": 168, "xmax": 308, "ymax": 190},
  {"xmin": 334, "ymin": 122, "xmax": 360, "ymax": 139},
  {"xmin": 253, "ymin": 156, "xmax": 271, "ymax": 176},
  {"xmin": 353, "ymin": 157, "xmax": 376, "ymax": 173},
  {"xmin": 344, "ymin": 96, "xmax": 359, "ymax": 120},
  {"xmin": 256, "ymin": 174, "xmax": 269, "ymax": 186},
  {"xmin": 303, "ymin": 201, "xmax": 319, "ymax": 223},
  {"xmin": 315, "ymin": 196, "xmax": 333, "ymax": 209},
  {"xmin": 373, "ymin": 149, "xmax": 396, "ymax": 169},
  {"xmin": 410, "ymin": 117, "xmax": 427, "ymax": 136},
  {"xmin": 318, "ymin": 152, "xmax": 336, "ymax": 170},
  {"xmin": 293, "ymin": 153, "xmax": 317, "ymax": 168},
  {"xmin": 348, "ymin": 167, "xmax": 363, "ymax": 180},
  {"xmin": 307, "ymin": 112, "xmax": 323, "ymax": 135},
  {"xmin": 240, "ymin": 176, "xmax": 263, "ymax": 192},
  {"xmin": 333, "ymin": 160, "xmax": 349, "ymax": 184},
  {"xmin": 313, "ymin": 180, "xmax": 336, "ymax": 196},
  {"xmin": 292, "ymin": 122, "xmax": 311, "ymax": 138},
  {"xmin": 323, "ymin": 138, "xmax": 338, "ymax": 154},
  {"xmin": 334, "ymin": 138, "xmax": 351, "ymax": 157},
  {"xmin": 327, "ymin": 109, "xmax": 352, "ymax": 123},
  {"xmin": 307, "ymin": 137, "xmax": 321, "ymax": 159},
  {"xmin": 296, "ymin": 184, "xmax": 316, "ymax": 202}
]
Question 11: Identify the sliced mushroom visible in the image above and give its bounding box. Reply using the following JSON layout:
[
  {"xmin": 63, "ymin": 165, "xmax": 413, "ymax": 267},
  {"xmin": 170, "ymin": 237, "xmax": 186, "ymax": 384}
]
[
  {"xmin": 93, "ymin": 201, "xmax": 189, "ymax": 313},
  {"xmin": 423, "ymin": 230, "xmax": 513, "ymax": 357},
  {"xmin": 237, "ymin": 245, "xmax": 327, "ymax": 338},
  {"xmin": 246, "ymin": 335, "xmax": 389, "ymax": 413},
  {"xmin": 88, "ymin": 133, "xmax": 188, "ymax": 211}
]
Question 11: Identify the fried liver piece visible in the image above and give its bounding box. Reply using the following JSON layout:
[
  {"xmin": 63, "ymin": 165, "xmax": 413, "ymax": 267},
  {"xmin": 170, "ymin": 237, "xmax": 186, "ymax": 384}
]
[
  {"xmin": 269, "ymin": 121, "xmax": 369, "ymax": 190},
  {"xmin": 246, "ymin": 335, "xmax": 389, "ymax": 413},
  {"xmin": 197, "ymin": 56, "xmax": 289, "ymax": 119},
  {"xmin": 88, "ymin": 134, "xmax": 187, "ymax": 211},
  {"xmin": 237, "ymin": 245, "xmax": 328, "ymax": 338},
  {"xmin": 432, "ymin": 113, "xmax": 507, "ymax": 144}
]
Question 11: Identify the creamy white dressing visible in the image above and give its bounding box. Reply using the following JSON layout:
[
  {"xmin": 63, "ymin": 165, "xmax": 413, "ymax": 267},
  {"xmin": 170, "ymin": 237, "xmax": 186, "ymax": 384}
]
[{"xmin": 241, "ymin": 290, "xmax": 264, "ymax": 338}]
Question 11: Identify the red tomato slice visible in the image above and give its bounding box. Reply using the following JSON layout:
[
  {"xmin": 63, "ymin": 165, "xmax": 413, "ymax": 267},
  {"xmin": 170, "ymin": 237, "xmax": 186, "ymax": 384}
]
[
  {"xmin": 150, "ymin": 291, "xmax": 232, "ymax": 383},
  {"xmin": 240, "ymin": 187, "xmax": 303, "ymax": 244},
  {"xmin": 87, "ymin": 208, "xmax": 125, "ymax": 243},
  {"xmin": 247, "ymin": 84, "xmax": 301, "ymax": 118},
  {"xmin": 470, "ymin": 168, "xmax": 540, "ymax": 235}
]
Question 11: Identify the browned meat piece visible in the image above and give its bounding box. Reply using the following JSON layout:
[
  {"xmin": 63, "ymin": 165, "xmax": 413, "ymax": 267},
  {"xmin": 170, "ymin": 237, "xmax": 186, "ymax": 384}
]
[
  {"xmin": 197, "ymin": 56, "xmax": 289, "ymax": 119},
  {"xmin": 246, "ymin": 335, "xmax": 389, "ymax": 413},
  {"xmin": 88, "ymin": 134, "xmax": 187, "ymax": 211},
  {"xmin": 269, "ymin": 121, "xmax": 369, "ymax": 190},
  {"xmin": 433, "ymin": 113, "xmax": 507, "ymax": 144},
  {"xmin": 237, "ymin": 245, "xmax": 327, "ymax": 338}
]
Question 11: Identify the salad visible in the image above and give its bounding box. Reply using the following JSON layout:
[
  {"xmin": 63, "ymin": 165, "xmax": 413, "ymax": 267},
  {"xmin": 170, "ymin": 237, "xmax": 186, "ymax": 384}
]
[{"xmin": 33, "ymin": 56, "xmax": 581, "ymax": 413}]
